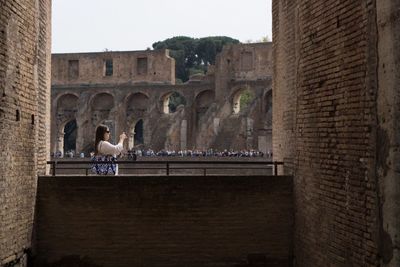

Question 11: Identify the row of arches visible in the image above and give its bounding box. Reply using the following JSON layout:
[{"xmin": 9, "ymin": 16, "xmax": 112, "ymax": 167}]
[
  {"xmin": 56, "ymin": 91, "xmax": 214, "ymax": 116},
  {"xmin": 56, "ymin": 89, "xmax": 259, "ymax": 116},
  {"xmin": 54, "ymin": 87, "xmax": 272, "ymax": 155}
]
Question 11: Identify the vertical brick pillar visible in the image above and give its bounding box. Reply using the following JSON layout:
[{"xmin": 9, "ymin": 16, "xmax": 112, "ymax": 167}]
[
  {"xmin": 272, "ymin": 0, "xmax": 299, "ymax": 175},
  {"xmin": 0, "ymin": 0, "xmax": 51, "ymax": 265},
  {"xmin": 272, "ymin": 0, "xmax": 389, "ymax": 266},
  {"xmin": 376, "ymin": 0, "xmax": 400, "ymax": 265}
]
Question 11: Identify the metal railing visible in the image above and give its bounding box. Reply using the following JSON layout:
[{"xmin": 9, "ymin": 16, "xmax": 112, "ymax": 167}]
[{"xmin": 47, "ymin": 160, "xmax": 284, "ymax": 176}]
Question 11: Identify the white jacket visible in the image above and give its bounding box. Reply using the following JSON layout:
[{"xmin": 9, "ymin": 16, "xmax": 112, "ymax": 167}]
[{"xmin": 97, "ymin": 141, "xmax": 123, "ymax": 157}]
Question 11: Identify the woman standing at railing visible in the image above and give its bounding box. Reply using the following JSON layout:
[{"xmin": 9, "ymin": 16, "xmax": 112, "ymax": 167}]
[{"xmin": 92, "ymin": 124, "xmax": 127, "ymax": 175}]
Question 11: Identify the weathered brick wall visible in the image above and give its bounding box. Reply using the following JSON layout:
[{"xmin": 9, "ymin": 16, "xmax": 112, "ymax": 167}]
[
  {"xmin": 272, "ymin": 0, "xmax": 386, "ymax": 266},
  {"xmin": 34, "ymin": 176, "xmax": 293, "ymax": 267},
  {"xmin": 51, "ymin": 49, "xmax": 175, "ymax": 86},
  {"xmin": 0, "ymin": 0, "xmax": 51, "ymax": 265},
  {"xmin": 272, "ymin": 0, "xmax": 298, "ymax": 174},
  {"xmin": 376, "ymin": 0, "xmax": 400, "ymax": 265}
]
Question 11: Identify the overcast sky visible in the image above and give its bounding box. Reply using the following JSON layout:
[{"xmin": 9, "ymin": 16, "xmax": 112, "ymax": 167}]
[{"xmin": 52, "ymin": 0, "xmax": 272, "ymax": 53}]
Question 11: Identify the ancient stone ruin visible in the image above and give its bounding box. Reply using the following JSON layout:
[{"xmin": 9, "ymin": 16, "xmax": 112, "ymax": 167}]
[{"xmin": 51, "ymin": 43, "xmax": 273, "ymax": 155}]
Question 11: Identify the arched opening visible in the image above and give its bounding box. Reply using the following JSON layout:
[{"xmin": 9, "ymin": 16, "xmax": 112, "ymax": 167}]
[
  {"xmin": 232, "ymin": 88, "xmax": 255, "ymax": 114},
  {"xmin": 128, "ymin": 119, "xmax": 144, "ymax": 150},
  {"xmin": 55, "ymin": 94, "xmax": 79, "ymax": 156},
  {"xmin": 134, "ymin": 119, "xmax": 144, "ymax": 145},
  {"xmin": 126, "ymin": 92, "xmax": 149, "ymax": 114},
  {"xmin": 162, "ymin": 92, "xmax": 186, "ymax": 114},
  {"xmin": 91, "ymin": 93, "xmax": 114, "ymax": 111},
  {"xmin": 195, "ymin": 90, "xmax": 214, "ymax": 112},
  {"xmin": 57, "ymin": 93, "xmax": 79, "ymax": 112},
  {"xmin": 63, "ymin": 119, "xmax": 77, "ymax": 155}
]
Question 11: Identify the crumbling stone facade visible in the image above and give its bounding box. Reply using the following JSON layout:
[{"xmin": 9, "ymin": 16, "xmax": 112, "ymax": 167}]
[
  {"xmin": 0, "ymin": 0, "xmax": 51, "ymax": 266},
  {"xmin": 51, "ymin": 43, "xmax": 273, "ymax": 155},
  {"xmin": 273, "ymin": 0, "xmax": 400, "ymax": 266}
]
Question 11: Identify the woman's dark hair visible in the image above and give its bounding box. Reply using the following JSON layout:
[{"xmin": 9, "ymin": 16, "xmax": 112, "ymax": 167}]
[{"xmin": 95, "ymin": 124, "xmax": 108, "ymax": 155}]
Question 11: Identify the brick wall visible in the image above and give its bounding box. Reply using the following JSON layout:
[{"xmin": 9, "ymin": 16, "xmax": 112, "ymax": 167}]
[
  {"xmin": 273, "ymin": 0, "xmax": 383, "ymax": 266},
  {"xmin": 376, "ymin": 0, "xmax": 400, "ymax": 265},
  {"xmin": 272, "ymin": 0, "xmax": 298, "ymax": 175},
  {"xmin": 51, "ymin": 49, "xmax": 175, "ymax": 86},
  {"xmin": 0, "ymin": 0, "xmax": 51, "ymax": 266},
  {"xmin": 34, "ymin": 175, "xmax": 293, "ymax": 267}
]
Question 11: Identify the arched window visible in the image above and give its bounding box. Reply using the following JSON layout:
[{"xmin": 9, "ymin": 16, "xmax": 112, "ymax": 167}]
[
  {"xmin": 232, "ymin": 88, "xmax": 255, "ymax": 114},
  {"xmin": 91, "ymin": 93, "xmax": 114, "ymax": 111},
  {"xmin": 126, "ymin": 92, "xmax": 149, "ymax": 114},
  {"xmin": 195, "ymin": 90, "xmax": 214, "ymax": 113},
  {"xmin": 162, "ymin": 92, "xmax": 186, "ymax": 114},
  {"xmin": 57, "ymin": 94, "xmax": 79, "ymax": 113},
  {"xmin": 128, "ymin": 119, "xmax": 144, "ymax": 149}
]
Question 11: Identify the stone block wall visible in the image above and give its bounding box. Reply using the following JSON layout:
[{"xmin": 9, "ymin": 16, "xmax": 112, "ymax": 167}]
[
  {"xmin": 51, "ymin": 49, "xmax": 175, "ymax": 86},
  {"xmin": 50, "ymin": 43, "xmax": 273, "ymax": 155},
  {"xmin": 273, "ymin": 0, "xmax": 400, "ymax": 266},
  {"xmin": 0, "ymin": 0, "xmax": 51, "ymax": 266},
  {"xmin": 34, "ymin": 175, "xmax": 293, "ymax": 267}
]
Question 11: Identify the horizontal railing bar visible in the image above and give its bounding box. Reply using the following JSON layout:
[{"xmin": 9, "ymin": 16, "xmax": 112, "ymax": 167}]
[
  {"xmin": 47, "ymin": 160, "xmax": 283, "ymax": 176},
  {"xmin": 47, "ymin": 160, "xmax": 283, "ymax": 165},
  {"xmin": 157, "ymin": 167, "xmax": 273, "ymax": 170}
]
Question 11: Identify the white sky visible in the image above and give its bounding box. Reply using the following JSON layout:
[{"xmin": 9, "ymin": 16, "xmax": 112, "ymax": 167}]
[{"xmin": 52, "ymin": 0, "xmax": 272, "ymax": 53}]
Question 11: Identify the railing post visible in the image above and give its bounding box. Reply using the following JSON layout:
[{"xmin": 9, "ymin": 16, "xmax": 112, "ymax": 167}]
[
  {"xmin": 52, "ymin": 161, "xmax": 57, "ymax": 176},
  {"xmin": 203, "ymin": 168, "xmax": 206, "ymax": 176},
  {"xmin": 274, "ymin": 161, "xmax": 278, "ymax": 176},
  {"xmin": 166, "ymin": 163, "xmax": 170, "ymax": 176}
]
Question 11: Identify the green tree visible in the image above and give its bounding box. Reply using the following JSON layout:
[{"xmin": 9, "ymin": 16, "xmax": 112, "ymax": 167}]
[
  {"xmin": 240, "ymin": 90, "xmax": 255, "ymax": 111},
  {"xmin": 153, "ymin": 36, "xmax": 196, "ymax": 82},
  {"xmin": 168, "ymin": 92, "xmax": 186, "ymax": 113},
  {"xmin": 196, "ymin": 36, "xmax": 239, "ymax": 65},
  {"xmin": 152, "ymin": 36, "xmax": 239, "ymax": 82}
]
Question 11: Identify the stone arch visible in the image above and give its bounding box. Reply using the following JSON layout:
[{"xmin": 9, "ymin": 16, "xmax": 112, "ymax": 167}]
[
  {"xmin": 55, "ymin": 93, "xmax": 79, "ymax": 127},
  {"xmin": 127, "ymin": 118, "xmax": 145, "ymax": 150},
  {"xmin": 195, "ymin": 90, "xmax": 214, "ymax": 111},
  {"xmin": 161, "ymin": 91, "xmax": 187, "ymax": 114},
  {"xmin": 55, "ymin": 92, "xmax": 79, "ymax": 110},
  {"xmin": 91, "ymin": 92, "xmax": 114, "ymax": 111},
  {"xmin": 54, "ymin": 94, "xmax": 79, "ymax": 156},
  {"xmin": 55, "ymin": 118, "xmax": 78, "ymax": 157},
  {"xmin": 231, "ymin": 87, "xmax": 255, "ymax": 114},
  {"xmin": 126, "ymin": 92, "xmax": 150, "ymax": 116}
]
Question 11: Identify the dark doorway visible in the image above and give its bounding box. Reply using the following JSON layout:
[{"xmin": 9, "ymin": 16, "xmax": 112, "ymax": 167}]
[
  {"xmin": 134, "ymin": 119, "xmax": 144, "ymax": 145},
  {"xmin": 64, "ymin": 119, "xmax": 77, "ymax": 153}
]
